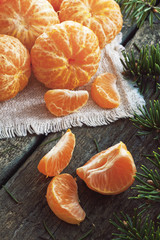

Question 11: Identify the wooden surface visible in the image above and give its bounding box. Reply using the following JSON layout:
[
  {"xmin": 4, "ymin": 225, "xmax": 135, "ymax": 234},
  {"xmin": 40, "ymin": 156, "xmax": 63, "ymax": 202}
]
[{"xmin": 0, "ymin": 16, "xmax": 160, "ymax": 240}]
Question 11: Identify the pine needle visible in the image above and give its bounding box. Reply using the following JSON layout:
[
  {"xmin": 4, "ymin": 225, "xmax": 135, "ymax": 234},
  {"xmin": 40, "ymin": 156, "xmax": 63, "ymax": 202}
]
[
  {"xmin": 43, "ymin": 221, "xmax": 55, "ymax": 240},
  {"xmin": 110, "ymin": 209, "xmax": 160, "ymax": 240},
  {"xmin": 41, "ymin": 136, "xmax": 61, "ymax": 146},
  {"xmin": 121, "ymin": 44, "xmax": 160, "ymax": 94},
  {"xmin": 77, "ymin": 228, "xmax": 93, "ymax": 240},
  {"xmin": 130, "ymin": 150, "xmax": 160, "ymax": 203},
  {"xmin": 2, "ymin": 185, "xmax": 20, "ymax": 204},
  {"xmin": 115, "ymin": 0, "xmax": 160, "ymax": 28},
  {"xmin": 93, "ymin": 138, "xmax": 101, "ymax": 153},
  {"xmin": 130, "ymin": 100, "xmax": 160, "ymax": 137}
]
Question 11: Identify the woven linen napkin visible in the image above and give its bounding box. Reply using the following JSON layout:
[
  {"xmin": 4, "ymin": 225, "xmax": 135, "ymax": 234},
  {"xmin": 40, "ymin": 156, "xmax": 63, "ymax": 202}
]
[{"xmin": 0, "ymin": 33, "xmax": 145, "ymax": 139}]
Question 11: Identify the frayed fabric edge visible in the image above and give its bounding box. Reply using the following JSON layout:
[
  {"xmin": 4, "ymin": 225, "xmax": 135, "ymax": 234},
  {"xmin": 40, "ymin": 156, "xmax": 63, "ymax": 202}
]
[{"xmin": 0, "ymin": 100, "xmax": 145, "ymax": 139}]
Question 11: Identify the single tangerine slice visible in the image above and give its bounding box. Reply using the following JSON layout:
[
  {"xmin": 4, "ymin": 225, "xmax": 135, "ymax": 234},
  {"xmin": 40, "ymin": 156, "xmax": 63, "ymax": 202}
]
[
  {"xmin": 59, "ymin": 0, "xmax": 123, "ymax": 49},
  {"xmin": 0, "ymin": 34, "xmax": 31, "ymax": 101},
  {"xmin": 31, "ymin": 21, "xmax": 101, "ymax": 89},
  {"xmin": 44, "ymin": 89, "xmax": 89, "ymax": 117},
  {"xmin": 38, "ymin": 129, "xmax": 75, "ymax": 177},
  {"xmin": 76, "ymin": 142, "xmax": 136, "ymax": 195},
  {"xmin": 91, "ymin": 72, "xmax": 120, "ymax": 109},
  {"xmin": 46, "ymin": 173, "xmax": 86, "ymax": 224},
  {"xmin": 0, "ymin": 0, "xmax": 59, "ymax": 50}
]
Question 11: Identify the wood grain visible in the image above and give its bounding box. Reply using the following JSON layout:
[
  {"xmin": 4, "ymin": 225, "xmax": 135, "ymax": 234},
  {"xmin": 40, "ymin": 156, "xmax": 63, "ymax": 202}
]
[
  {"xmin": 0, "ymin": 135, "xmax": 45, "ymax": 186},
  {"xmin": 0, "ymin": 121, "xmax": 158, "ymax": 240}
]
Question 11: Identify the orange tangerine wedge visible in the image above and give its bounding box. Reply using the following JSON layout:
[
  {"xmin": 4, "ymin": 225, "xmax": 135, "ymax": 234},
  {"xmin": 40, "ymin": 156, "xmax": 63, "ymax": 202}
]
[
  {"xmin": 46, "ymin": 173, "xmax": 86, "ymax": 224},
  {"xmin": 38, "ymin": 129, "xmax": 75, "ymax": 177},
  {"xmin": 76, "ymin": 142, "xmax": 136, "ymax": 195},
  {"xmin": 91, "ymin": 72, "xmax": 120, "ymax": 109},
  {"xmin": 44, "ymin": 89, "xmax": 89, "ymax": 117}
]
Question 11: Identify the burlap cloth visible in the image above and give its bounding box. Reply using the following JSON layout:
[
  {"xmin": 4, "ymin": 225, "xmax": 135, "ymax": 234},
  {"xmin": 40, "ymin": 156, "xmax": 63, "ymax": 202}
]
[{"xmin": 0, "ymin": 33, "xmax": 145, "ymax": 139}]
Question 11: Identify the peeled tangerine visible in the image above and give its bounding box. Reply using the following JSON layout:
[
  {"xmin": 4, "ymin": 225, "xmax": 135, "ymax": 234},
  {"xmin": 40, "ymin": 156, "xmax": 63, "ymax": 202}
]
[
  {"xmin": 44, "ymin": 89, "xmax": 89, "ymax": 117},
  {"xmin": 0, "ymin": 0, "xmax": 59, "ymax": 50},
  {"xmin": 0, "ymin": 34, "xmax": 31, "ymax": 102},
  {"xmin": 47, "ymin": 0, "xmax": 63, "ymax": 11},
  {"xmin": 59, "ymin": 0, "xmax": 123, "ymax": 49},
  {"xmin": 31, "ymin": 21, "xmax": 101, "ymax": 90},
  {"xmin": 77, "ymin": 142, "xmax": 136, "ymax": 195},
  {"xmin": 46, "ymin": 174, "xmax": 86, "ymax": 224},
  {"xmin": 38, "ymin": 129, "xmax": 75, "ymax": 177}
]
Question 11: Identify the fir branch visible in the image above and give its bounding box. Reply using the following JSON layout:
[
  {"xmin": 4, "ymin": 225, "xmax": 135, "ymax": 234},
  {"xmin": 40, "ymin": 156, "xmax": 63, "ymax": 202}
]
[
  {"xmin": 121, "ymin": 44, "xmax": 160, "ymax": 93},
  {"xmin": 130, "ymin": 100, "xmax": 160, "ymax": 137},
  {"xmin": 110, "ymin": 209, "xmax": 160, "ymax": 240},
  {"xmin": 130, "ymin": 150, "xmax": 160, "ymax": 203},
  {"xmin": 115, "ymin": 0, "xmax": 160, "ymax": 28}
]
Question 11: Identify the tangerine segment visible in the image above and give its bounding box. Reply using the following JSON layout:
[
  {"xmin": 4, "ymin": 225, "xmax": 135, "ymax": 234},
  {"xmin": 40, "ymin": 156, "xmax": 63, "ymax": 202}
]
[
  {"xmin": 31, "ymin": 21, "xmax": 101, "ymax": 89},
  {"xmin": 59, "ymin": 0, "xmax": 123, "ymax": 49},
  {"xmin": 46, "ymin": 173, "xmax": 86, "ymax": 224},
  {"xmin": 91, "ymin": 72, "xmax": 120, "ymax": 109},
  {"xmin": 0, "ymin": 0, "xmax": 59, "ymax": 50},
  {"xmin": 0, "ymin": 34, "xmax": 31, "ymax": 102},
  {"xmin": 44, "ymin": 89, "xmax": 89, "ymax": 117},
  {"xmin": 47, "ymin": 0, "xmax": 63, "ymax": 11},
  {"xmin": 76, "ymin": 142, "xmax": 136, "ymax": 195},
  {"xmin": 38, "ymin": 129, "xmax": 75, "ymax": 177}
]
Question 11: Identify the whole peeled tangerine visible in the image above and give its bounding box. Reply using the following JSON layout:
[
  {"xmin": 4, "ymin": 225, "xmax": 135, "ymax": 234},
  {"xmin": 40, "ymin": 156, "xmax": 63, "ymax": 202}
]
[
  {"xmin": 47, "ymin": 0, "xmax": 63, "ymax": 11},
  {"xmin": 59, "ymin": 0, "xmax": 123, "ymax": 49},
  {"xmin": 31, "ymin": 21, "xmax": 101, "ymax": 90},
  {"xmin": 0, "ymin": 34, "xmax": 31, "ymax": 102},
  {"xmin": 0, "ymin": 0, "xmax": 59, "ymax": 50}
]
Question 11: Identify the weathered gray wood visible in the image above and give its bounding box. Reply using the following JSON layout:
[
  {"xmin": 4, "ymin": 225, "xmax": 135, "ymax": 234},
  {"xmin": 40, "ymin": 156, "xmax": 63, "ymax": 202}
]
[
  {"xmin": 126, "ymin": 21, "xmax": 160, "ymax": 50},
  {"xmin": 0, "ymin": 119, "xmax": 159, "ymax": 240},
  {"xmin": 0, "ymin": 135, "xmax": 45, "ymax": 186},
  {"xmin": 125, "ymin": 20, "xmax": 160, "ymax": 101},
  {"xmin": 121, "ymin": 21, "xmax": 137, "ymax": 46},
  {"xmin": 0, "ymin": 19, "xmax": 160, "ymax": 240}
]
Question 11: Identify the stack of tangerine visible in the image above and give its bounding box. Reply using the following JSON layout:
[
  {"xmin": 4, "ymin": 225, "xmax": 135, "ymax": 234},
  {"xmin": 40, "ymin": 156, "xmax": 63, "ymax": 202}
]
[
  {"xmin": 0, "ymin": 0, "xmax": 137, "ymax": 225},
  {"xmin": 0, "ymin": 0, "xmax": 122, "ymax": 114}
]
